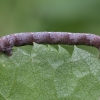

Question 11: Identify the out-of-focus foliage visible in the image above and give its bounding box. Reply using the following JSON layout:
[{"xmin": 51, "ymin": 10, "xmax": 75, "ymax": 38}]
[{"xmin": 0, "ymin": 0, "xmax": 100, "ymax": 54}]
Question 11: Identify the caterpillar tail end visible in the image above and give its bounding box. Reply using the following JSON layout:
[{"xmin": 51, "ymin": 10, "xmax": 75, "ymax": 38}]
[{"xmin": 4, "ymin": 46, "xmax": 13, "ymax": 56}]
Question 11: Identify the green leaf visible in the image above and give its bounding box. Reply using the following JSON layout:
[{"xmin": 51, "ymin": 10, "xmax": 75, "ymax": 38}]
[{"xmin": 0, "ymin": 43, "xmax": 100, "ymax": 100}]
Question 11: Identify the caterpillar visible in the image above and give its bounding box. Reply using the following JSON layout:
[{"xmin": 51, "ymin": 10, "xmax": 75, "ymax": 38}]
[{"xmin": 0, "ymin": 32, "xmax": 100, "ymax": 56}]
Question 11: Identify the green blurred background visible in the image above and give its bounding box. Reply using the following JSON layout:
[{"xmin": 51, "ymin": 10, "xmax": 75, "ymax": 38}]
[{"xmin": 0, "ymin": 0, "xmax": 100, "ymax": 55}]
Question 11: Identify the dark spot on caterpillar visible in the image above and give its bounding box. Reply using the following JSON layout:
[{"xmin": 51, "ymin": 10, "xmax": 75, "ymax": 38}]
[{"xmin": 0, "ymin": 32, "xmax": 100, "ymax": 56}]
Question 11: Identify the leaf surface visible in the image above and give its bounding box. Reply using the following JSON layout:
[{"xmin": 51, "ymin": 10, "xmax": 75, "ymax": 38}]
[{"xmin": 0, "ymin": 43, "xmax": 100, "ymax": 100}]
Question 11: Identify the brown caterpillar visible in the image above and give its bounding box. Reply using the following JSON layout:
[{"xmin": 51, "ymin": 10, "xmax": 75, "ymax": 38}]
[{"xmin": 0, "ymin": 32, "xmax": 100, "ymax": 56}]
